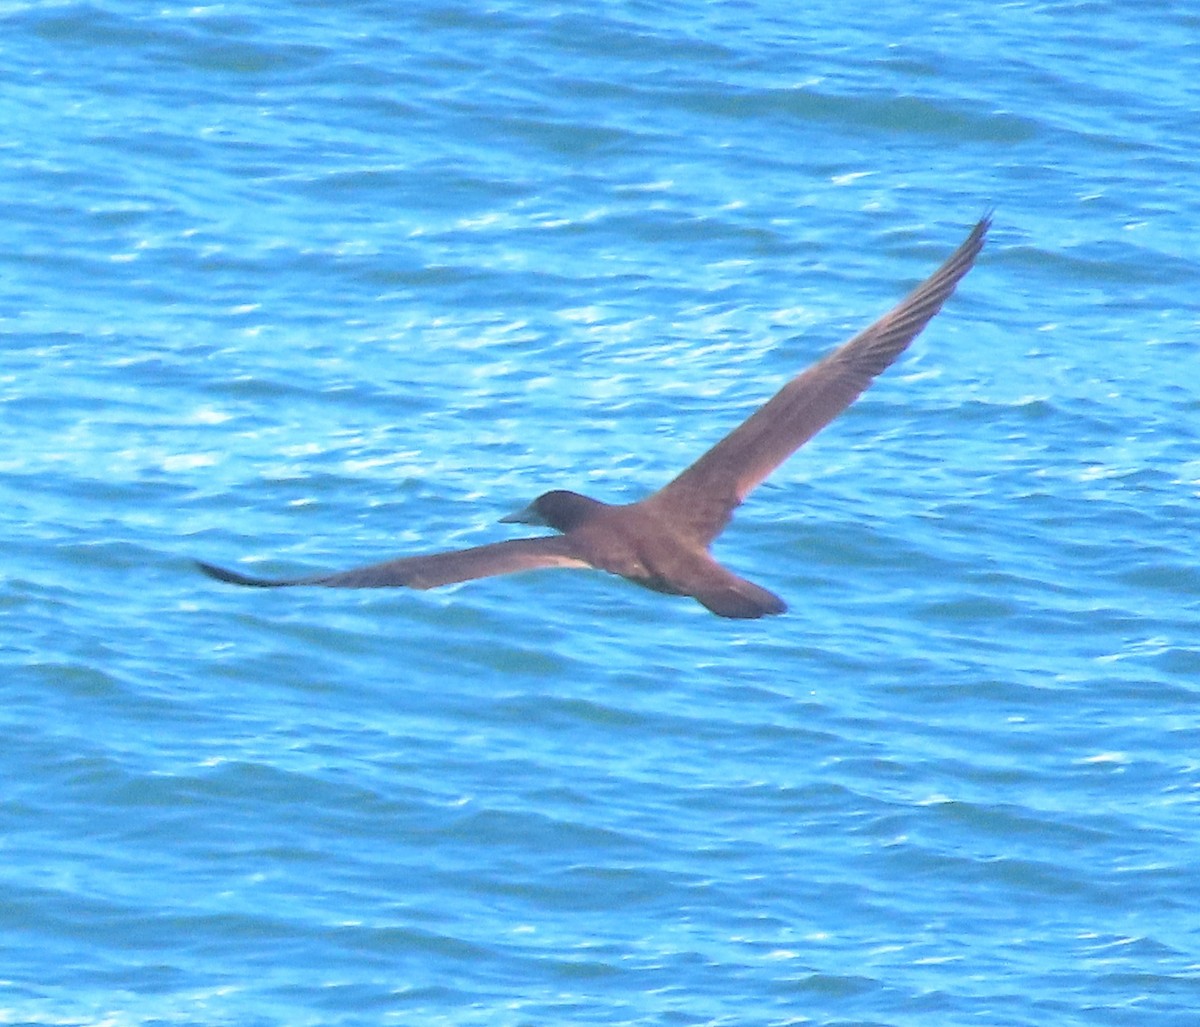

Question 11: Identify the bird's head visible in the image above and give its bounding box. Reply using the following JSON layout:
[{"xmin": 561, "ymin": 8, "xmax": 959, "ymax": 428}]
[{"xmin": 500, "ymin": 489, "xmax": 604, "ymax": 533}]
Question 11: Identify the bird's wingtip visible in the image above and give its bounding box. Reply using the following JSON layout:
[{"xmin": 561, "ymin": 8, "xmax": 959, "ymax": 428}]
[{"xmin": 196, "ymin": 559, "xmax": 287, "ymax": 588}]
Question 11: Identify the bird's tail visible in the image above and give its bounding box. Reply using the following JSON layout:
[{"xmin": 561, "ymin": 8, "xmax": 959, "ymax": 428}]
[{"xmin": 693, "ymin": 575, "xmax": 787, "ymax": 619}]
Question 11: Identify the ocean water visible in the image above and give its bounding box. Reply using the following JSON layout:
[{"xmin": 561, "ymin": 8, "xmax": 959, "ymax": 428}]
[{"xmin": 3, "ymin": 1, "xmax": 1199, "ymax": 1024}]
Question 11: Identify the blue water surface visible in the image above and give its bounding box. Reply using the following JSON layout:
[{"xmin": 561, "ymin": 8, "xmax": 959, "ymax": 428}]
[{"xmin": 3, "ymin": 2, "xmax": 1199, "ymax": 1025}]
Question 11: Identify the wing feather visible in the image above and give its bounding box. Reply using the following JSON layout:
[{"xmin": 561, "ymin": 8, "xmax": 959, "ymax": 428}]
[
  {"xmin": 646, "ymin": 215, "xmax": 989, "ymax": 542},
  {"xmin": 197, "ymin": 535, "xmax": 588, "ymax": 590}
]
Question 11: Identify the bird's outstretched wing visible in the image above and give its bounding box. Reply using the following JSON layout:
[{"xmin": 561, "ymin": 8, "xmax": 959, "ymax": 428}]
[
  {"xmin": 645, "ymin": 215, "xmax": 990, "ymax": 543},
  {"xmin": 197, "ymin": 535, "xmax": 588, "ymax": 589}
]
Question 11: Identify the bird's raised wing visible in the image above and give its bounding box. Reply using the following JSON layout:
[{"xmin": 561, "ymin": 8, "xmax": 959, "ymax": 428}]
[
  {"xmin": 197, "ymin": 535, "xmax": 588, "ymax": 589},
  {"xmin": 644, "ymin": 215, "xmax": 989, "ymax": 543}
]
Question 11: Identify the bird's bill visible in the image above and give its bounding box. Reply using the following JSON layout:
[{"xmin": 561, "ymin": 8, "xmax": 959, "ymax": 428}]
[{"xmin": 499, "ymin": 502, "xmax": 545, "ymax": 526}]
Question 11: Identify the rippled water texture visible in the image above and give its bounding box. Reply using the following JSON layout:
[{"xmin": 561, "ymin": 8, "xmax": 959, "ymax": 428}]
[{"xmin": 3, "ymin": 2, "xmax": 1199, "ymax": 1024}]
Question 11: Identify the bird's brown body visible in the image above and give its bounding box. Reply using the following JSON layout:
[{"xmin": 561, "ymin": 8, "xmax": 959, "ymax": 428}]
[{"xmin": 199, "ymin": 215, "xmax": 990, "ymax": 618}]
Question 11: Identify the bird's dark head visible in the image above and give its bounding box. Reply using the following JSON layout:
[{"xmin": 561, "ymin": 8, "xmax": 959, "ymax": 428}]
[{"xmin": 500, "ymin": 489, "xmax": 604, "ymax": 533}]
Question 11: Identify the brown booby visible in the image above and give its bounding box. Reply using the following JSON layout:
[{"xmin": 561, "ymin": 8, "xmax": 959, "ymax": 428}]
[{"xmin": 198, "ymin": 215, "xmax": 989, "ymax": 618}]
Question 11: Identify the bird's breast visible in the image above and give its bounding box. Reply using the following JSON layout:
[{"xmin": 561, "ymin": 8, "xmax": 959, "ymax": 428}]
[{"xmin": 570, "ymin": 517, "xmax": 704, "ymax": 596}]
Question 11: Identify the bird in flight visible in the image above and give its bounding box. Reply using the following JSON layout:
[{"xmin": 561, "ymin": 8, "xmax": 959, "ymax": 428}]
[{"xmin": 199, "ymin": 215, "xmax": 989, "ymax": 618}]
